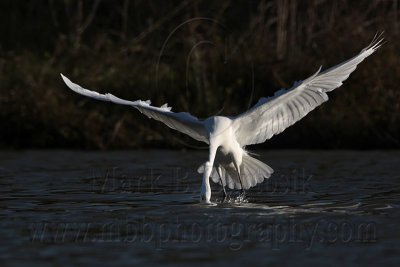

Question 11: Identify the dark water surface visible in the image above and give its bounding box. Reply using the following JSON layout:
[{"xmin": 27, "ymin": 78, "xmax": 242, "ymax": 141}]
[{"xmin": 0, "ymin": 150, "xmax": 399, "ymax": 266}]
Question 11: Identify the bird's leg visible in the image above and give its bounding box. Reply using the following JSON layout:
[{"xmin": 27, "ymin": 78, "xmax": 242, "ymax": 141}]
[
  {"xmin": 216, "ymin": 167, "xmax": 227, "ymax": 201},
  {"xmin": 233, "ymin": 162, "xmax": 245, "ymax": 199}
]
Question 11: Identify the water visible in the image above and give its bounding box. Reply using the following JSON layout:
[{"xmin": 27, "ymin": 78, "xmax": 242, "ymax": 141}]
[{"xmin": 0, "ymin": 150, "xmax": 399, "ymax": 266}]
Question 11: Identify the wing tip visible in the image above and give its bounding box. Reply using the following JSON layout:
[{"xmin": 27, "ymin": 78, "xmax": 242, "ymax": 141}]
[
  {"xmin": 60, "ymin": 73, "xmax": 67, "ymax": 82},
  {"xmin": 60, "ymin": 73, "xmax": 75, "ymax": 90},
  {"xmin": 364, "ymin": 31, "xmax": 385, "ymax": 52}
]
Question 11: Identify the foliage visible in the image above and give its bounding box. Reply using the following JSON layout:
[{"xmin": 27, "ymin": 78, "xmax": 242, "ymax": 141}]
[{"xmin": 0, "ymin": 0, "xmax": 399, "ymax": 149}]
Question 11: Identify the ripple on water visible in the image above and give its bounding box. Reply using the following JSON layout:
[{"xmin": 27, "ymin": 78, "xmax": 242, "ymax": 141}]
[{"xmin": 0, "ymin": 150, "xmax": 399, "ymax": 265}]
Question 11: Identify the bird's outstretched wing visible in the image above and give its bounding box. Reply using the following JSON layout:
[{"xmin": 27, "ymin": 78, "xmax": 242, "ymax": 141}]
[
  {"xmin": 61, "ymin": 74, "xmax": 209, "ymax": 144},
  {"xmin": 232, "ymin": 35, "xmax": 383, "ymax": 147}
]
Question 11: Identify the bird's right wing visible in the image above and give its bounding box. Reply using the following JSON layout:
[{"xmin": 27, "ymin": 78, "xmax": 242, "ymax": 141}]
[
  {"xmin": 232, "ymin": 35, "xmax": 383, "ymax": 147},
  {"xmin": 61, "ymin": 74, "xmax": 209, "ymax": 144}
]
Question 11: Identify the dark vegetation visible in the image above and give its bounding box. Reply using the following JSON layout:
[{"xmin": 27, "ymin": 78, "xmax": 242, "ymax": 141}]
[{"xmin": 0, "ymin": 0, "xmax": 399, "ymax": 149}]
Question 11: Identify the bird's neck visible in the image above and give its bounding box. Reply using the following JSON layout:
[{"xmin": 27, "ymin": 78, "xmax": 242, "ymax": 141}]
[
  {"xmin": 201, "ymin": 169, "xmax": 211, "ymax": 202},
  {"xmin": 200, "ymin": 144, "xmax": 218, "ymax": 203}
]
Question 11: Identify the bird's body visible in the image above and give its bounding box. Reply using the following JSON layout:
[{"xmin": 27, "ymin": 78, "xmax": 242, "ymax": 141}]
[{"xmin": 61, "ymin": 35, "xmax": 383, "ymax": 203}]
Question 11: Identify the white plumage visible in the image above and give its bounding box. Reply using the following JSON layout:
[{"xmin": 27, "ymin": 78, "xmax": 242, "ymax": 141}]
[{"xmin": 61, "ymin": 35, "xmax": 383, "ymax": 203}]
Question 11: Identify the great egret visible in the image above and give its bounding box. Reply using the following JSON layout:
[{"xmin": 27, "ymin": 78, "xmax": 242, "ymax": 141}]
[{"xmin": 61, "ymin": 35, "xmax": 383, "ymax": 203}]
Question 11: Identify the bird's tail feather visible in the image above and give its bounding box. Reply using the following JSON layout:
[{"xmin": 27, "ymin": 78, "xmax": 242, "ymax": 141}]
[
  {"xmin": 197, "ymin": 154, "xmax": 273, "ymax": 190},
  {"xmin": 239, "ymin": 154, "xmax": 274, "ymax": 189}
]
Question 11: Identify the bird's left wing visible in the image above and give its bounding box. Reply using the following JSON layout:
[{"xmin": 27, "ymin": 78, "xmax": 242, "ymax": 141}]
[
  {"xmin": 232, "ymin": 36, "xmax": 383, "ymax": 147},
  {"xmin": 61, "ymin": 74, "xmax": 209, "ymax": 144}
]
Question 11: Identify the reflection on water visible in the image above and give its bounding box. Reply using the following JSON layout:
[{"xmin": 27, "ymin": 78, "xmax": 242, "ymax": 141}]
[{"xmin": 0, "ymin": 150, "xmax": 399, "ymax": 266}]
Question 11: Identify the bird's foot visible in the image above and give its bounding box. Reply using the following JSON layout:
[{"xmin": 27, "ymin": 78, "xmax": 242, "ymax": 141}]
[{"xmin": 237, "ymin": 190, "xmax": 246, "ymax": 202}]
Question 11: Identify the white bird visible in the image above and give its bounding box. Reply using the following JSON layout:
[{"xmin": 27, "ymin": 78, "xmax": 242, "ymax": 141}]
[{"xmin": 61, "ymin": 35, "xmax": 383, "ymax": 203}]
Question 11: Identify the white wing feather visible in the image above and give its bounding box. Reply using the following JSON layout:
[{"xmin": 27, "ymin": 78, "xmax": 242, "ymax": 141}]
[
  {"xmin": 233, "ymin": 37, "xmax": 383, "ymax": 147},
  {"xmin": 61, "ymin": 74, "xmax": 209, "ymax": 144}
]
